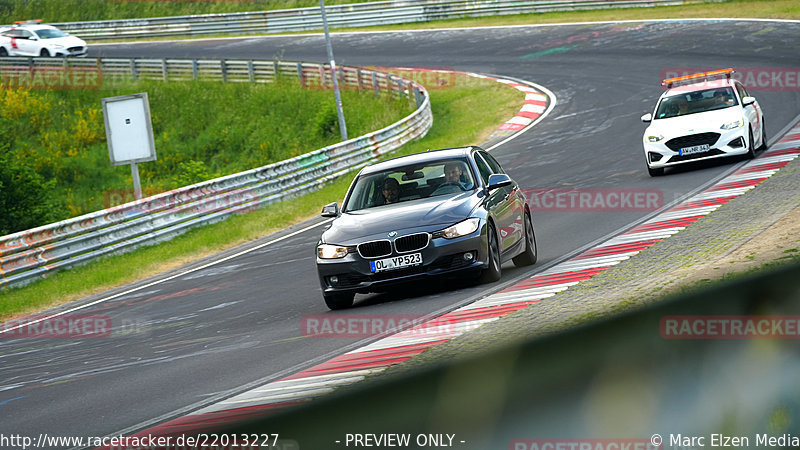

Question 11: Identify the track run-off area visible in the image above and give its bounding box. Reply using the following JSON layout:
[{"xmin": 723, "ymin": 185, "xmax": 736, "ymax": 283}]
[{"xmin": 1, "ymin": 19, "xmax": 799, "ymax": 447}]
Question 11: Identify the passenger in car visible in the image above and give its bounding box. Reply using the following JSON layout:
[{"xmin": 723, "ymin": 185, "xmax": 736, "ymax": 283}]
[{"xmin": 381, "ymin": 178, "xmax": 400, "ymax": 204}]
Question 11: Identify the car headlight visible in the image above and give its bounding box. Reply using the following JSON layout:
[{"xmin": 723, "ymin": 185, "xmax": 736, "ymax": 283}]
[
  {"xmin": 721, "ymin": 118, "xmax": 744, "ymax": 130},
  {"xmin": 437, "ymin": 218, "xmax": 480, "ymax": 239},
  {"xmin": 647, "ymin": 134, "xmax": 664, "ymax": 142},
  {"xmin": 317, "ymin": 244, "xmax": 349, "ymax": 259},
  {"xmin": 51, "ymin": 44, "xmax": 65, "ymax": 49}
]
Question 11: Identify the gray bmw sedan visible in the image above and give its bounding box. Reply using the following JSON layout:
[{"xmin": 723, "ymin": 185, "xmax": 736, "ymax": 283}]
[{"xmin": 316, "ymin": 146, "xmax": 537, "ymax": 309}]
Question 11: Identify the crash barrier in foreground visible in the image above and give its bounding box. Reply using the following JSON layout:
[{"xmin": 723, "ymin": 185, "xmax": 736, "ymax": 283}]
[
  {"xmin": 217, "ymin": 260, "xmax": 800, "ymax": 447},
  {"xmin": 0, "ymin": 58, "xmax": 432, "ymax": 289},
  {"xmin": 53, "ymin": 0, "xmax": 710, "ymax": 40}
]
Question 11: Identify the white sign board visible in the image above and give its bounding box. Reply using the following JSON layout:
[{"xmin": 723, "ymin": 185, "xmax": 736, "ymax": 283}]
[{"xmin": 102, "ymin": 93, "xmax": 157, "ymax": 166}]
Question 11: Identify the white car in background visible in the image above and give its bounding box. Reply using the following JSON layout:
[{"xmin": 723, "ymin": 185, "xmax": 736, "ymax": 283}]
[
  {"xmin": 0, "ymin": 21, "xmax": 87, "ymax": 57},
  {"xmin": 641, "ymin": 68, "xmax": 766, "ymax": 176}
]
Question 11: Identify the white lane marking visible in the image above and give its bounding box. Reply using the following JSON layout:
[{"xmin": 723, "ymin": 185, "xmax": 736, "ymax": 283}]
[
  {"xmin": 0, "ymin": 219, "xmax": 333, "ymax": 335},
  {"xmin": 198, "ymin": 301, "xmax": 240, "ymax": 312}
]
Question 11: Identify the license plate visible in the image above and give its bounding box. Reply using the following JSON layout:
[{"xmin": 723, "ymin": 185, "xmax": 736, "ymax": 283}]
[
  {"xmin": 370, "ymin": 253, "xmax": 423, "ymax": 273},
  {"xmin": 679, "ymin": 144, "xmax": 710, "ymax": 155}
]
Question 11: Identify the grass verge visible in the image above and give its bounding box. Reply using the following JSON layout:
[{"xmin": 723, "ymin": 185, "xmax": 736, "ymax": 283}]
[
  {"xmin": 0, "ymin": 74, "xmax": 522, "ymax": 320},
  {"xmin": 0, "ymin": 0, "xmax": 363, "ymax": 24}
]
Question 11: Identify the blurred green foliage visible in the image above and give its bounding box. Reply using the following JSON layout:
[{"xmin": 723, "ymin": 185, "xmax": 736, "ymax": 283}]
[
  {"xmin": 0, "ymin": 78, "xmax": 411, "ymax": 233},
  {"xmin": 0, "ymin": 0, "xmax": 361, "ymax": 23}
]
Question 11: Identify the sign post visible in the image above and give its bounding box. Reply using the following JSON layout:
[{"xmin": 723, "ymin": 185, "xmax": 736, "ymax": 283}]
[{"xmin": 101, "ymin": 93, "xmax": 157, "ymax": 200}]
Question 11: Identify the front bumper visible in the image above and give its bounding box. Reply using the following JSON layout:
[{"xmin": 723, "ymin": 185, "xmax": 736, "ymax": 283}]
[
  {"xmin": 316, "ymin": 230, "xmax": 488, "ymax": 295},
  {"xmin": 53, "ymin": 46, "xmax": 88, "ymax": 57},
  {"xmin": 644, "ymin": 127, "xmax": 749, "ymax": 169}
]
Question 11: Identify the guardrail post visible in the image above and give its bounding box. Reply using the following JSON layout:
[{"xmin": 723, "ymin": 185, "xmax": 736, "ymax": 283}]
[
  {"xmin": 62, "ymin": 56, "xmax": 69, "ymax": 68},
  {"xmin": 221, "ymin": 59, "xmax": 227, "ymax": 83},
  {"xmin": 27, "ymin": 57, "xmax": 33, "ymax": 69},
  {"xmin": 297, "ymin": 63, "xmax": 304, "ymax": 87},
  {"xmin": 414, "ymin": 86, "xmax": 423, "ymax": 109},
  {"xmin": 248, "ymin": 60, "xmax": 255, "ymax": 83},
  {"xmin": 273, "ymin": 61, "xmax": 279, "ymax": 81},
  {"xmin": 319, "ymin": 65, "xmax": 326, "ymax": 88},
  {"xmin": 162, "ymin": 58, "xmax": 168, "ymax": 81},
  {"xmin": 372, "ymin": 71, "xmax": 379, "ymax": 97},
  {"xmin": 356, "ymin": 68, "xmax": 363, "ymax": 91},
  {"xmin": 130, "ymin": 58, "xmax": 137, "ymax": 82},
  {"xmin": 192, "ymin": 59, "xmax": 198, "ymax": 80}
]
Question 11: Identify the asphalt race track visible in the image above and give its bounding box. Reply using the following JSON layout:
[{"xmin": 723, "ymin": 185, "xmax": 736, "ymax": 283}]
[{"xmin": 1, "ymin": 19, "xmax": 799, "ymax": 444}]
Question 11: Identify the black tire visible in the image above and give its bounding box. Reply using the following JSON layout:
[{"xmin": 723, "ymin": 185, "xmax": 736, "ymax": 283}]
[
  {"xmin": 0, "ymin": 47, "xmax": 7, "ymax": 57},
  {"xmin": 479, "ymin": 222, "xmax": 502, "ymax": 283},
  {"xmin": 758, "ymin": 120, "xmax": 768, "ymax": 151},
  {"xmin": 746, "ymin": 127, "xmax": 756, "ymax": 159},
  {"xmin": 647, "ymin": 165, "xmax": 664, "ymax": 177},
  {"xmin": 39, "ymin": 49, "xmax": 50, "ymax": 57},
  {"xmin": 513, "ymin": 212, "xmax": 537, "ymax": 267},
  {"xmin": 323, "ymin": 292, "xmax": 354, "ymax": 310}
]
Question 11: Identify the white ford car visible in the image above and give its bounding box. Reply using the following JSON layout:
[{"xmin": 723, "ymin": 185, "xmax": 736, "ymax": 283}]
[
  {"xmin": 641, "ymin": 69, "xmax": 766, "ymax": 176},
  {"xmin": 0, "ymin": 21, "xmax": 87, "ymax": 57}
]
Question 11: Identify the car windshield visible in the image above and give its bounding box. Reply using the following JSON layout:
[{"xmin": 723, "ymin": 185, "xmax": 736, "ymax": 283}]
[
  {"xmin": 344, "ymin": 158, "xmax": 476, "ymax": 212},
  {"xmin": 35, "ymin": 28, "xmax": 68, "ymax": 39},
  {"xmin": 655, "ymin": 87, "xmax": 738, "ymax": 119}
]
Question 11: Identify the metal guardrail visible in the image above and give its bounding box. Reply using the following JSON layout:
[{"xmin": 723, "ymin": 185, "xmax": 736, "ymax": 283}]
[
  {"xmin": 0, "ymin": 57, "xmax": 432, "ymax": 289},
  {"xmin": 50, "ymin": 0, "xmax": 711, "ymax": 40}
]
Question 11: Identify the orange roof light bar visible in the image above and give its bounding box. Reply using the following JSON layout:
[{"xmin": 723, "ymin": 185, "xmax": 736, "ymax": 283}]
[
  {"xmin": 662, "ymin": 68, "xmax": 735, "ymax": 88},
  {"xmin": 12, "ymin": 19, "xmax": 42, "ymax": 25}
]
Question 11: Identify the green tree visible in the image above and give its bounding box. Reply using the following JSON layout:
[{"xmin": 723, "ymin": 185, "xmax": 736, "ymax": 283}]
[{"xmin": 0, "ymin": 144, "xmax": 65, "ymax": 235}]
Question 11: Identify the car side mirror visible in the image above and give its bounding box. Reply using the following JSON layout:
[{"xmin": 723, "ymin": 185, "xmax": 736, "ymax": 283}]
[
  {"xmin": 487, "ymin": 173, "xmax": 512, "ymax": 191},
  {"xmin": 641, "ymin": 113, "xmax": 652, "ymax": 123},
  {"xmin": 742, "ymin": 96, "xmax": 756, "ymax": 106},
  {"xmin": 321, "ymin": 202, "xmax": 339, "ymax": 217}
]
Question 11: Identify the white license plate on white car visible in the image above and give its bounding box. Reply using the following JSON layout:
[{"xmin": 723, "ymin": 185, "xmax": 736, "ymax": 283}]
[
  {"xmin": 370, "ymin": 253, "xmax": 423, "ymax": 272},
  {"xmin": 680, "ymin": 144, "xmax": 710, "ymax": 155}
]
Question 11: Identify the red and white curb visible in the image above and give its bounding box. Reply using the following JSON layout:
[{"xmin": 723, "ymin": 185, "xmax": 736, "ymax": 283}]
[
  {"xmin": 114, "ymin": 111, "xmax": 800, "ymax": 442},
  {"xmin": 485, "ymin": 77, "xmax": 550, "ymax": 135},
  {"xmin": 389, "ymin": 67, "xmax": 555, "ymax": 140}
]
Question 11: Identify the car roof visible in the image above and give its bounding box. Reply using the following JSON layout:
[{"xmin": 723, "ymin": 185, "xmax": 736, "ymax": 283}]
[
  {"xmin": 360, "ymin": 146, "xmax": 478, "ymax": 175},
  {"xmin": 662, "ymin": 78, "xmax": 735, "ymax": 98},
  {"xmin": 9, "ymin": 23, "xmax": 58, "ymax": 31}
]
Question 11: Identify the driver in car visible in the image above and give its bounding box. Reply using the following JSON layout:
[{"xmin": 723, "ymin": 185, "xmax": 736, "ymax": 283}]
[{"xmin": 443, "ymin": 162, "xmax": 472, "ymax": 189}]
